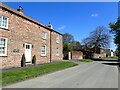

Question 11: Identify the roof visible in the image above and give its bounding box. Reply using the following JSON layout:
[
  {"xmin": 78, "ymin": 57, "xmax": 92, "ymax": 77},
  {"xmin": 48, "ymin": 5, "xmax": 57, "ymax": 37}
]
[{"xmin": 0, "ymin": 2, "xmax": 63, "ymax": 36}]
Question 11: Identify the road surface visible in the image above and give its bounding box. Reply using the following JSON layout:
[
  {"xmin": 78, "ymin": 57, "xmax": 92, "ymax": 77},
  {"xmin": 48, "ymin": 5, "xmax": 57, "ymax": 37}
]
[{"xmin": 4, "ymin": 60, "xmax": 118, "ymax": 88}]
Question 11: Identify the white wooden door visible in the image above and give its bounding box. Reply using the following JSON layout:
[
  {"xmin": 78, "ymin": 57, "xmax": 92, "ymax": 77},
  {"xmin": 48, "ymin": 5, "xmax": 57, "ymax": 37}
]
[{"xmin": 25, "ymin": 43, "xmax": 32, "ymax": 62}]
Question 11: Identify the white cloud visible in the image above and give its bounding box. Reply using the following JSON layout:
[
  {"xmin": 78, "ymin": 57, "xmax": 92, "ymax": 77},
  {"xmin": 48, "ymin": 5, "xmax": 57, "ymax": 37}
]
[
  {"xmin": 58, "ymin": 25, "xmax": 66, "ymax": 30},
  {"xmin": 91, "ymin": 13, "xmax": 99, "ymax": 17}
]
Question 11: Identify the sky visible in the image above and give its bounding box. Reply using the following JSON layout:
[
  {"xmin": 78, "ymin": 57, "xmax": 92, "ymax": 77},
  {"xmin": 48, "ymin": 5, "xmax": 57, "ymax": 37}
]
[{"xmin": 4, "ymin": 2, "xmax": 119, "ymax": 51}]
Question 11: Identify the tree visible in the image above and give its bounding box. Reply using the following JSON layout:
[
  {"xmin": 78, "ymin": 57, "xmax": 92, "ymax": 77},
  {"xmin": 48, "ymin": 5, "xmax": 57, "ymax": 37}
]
[
  {"xmin": 71, "ymin": 41, "xmax": 81, "ymax": 51},
  {"xmin": 63, "ymin": 41, "xmax": 73, "ymax": 59},
  {"xmin": 63, "ymin": 33, "xmax": 81, "ymax": 59},
  {"xmin": 82, "ymin": 26, "xmax": 111, "ymax": 53},
  {"xmin": 109, "ymin": 17, "xmax": 120, "ymax": 58},
  {"xmin": 63, "ymin": 33, "xmax": 74, "ymax": 59},
  {"xmin": 63, "ymin": 33, "xmax": 74, "ymax": 44}
]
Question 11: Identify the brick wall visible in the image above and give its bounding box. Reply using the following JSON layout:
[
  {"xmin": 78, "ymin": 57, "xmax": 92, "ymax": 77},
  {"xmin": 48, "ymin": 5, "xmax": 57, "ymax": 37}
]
[
  {"xmin": 71, "ymin": 51, "xmax": 83, "ymax": 60},
  {"xmin": 51, "ymin": 31, "xmax": 63, "ymax": 61}
]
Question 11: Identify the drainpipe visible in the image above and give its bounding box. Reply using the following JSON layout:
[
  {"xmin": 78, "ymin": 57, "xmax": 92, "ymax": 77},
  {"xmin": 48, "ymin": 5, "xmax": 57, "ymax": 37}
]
[{"xmin": 50, "ymin": 30, "xmax": 52, "ymax": 63}]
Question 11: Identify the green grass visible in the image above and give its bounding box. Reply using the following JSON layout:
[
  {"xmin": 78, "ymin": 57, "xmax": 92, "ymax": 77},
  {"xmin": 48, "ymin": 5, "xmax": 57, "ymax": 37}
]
[
  {"xmin": 0, "ymin": 71, "xmax": 2, "ymax": 87},
  {"xmin": 2, "ymin": 61, "xmax": 78, "ymax": 86},
  {"xmin": 108, "ymin": 56, "xmax": 118, "ymax": 59},
  {"xmin": 103, "ymin": 56, "xmax": 119, "ymax": 60},
  {"xmin": 80, "ymin": 59, "xmax": 94, "ymax": 62}
]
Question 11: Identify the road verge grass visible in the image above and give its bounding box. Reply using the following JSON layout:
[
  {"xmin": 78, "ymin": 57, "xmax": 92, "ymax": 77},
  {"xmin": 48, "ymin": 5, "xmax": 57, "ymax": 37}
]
[
  {"xmin": 2, "ymin": 61, "xmax": 77, "ymax": 86},
  {"xmin": 80, "ymin": 59, "xmax": 94, "ymax": 62}
]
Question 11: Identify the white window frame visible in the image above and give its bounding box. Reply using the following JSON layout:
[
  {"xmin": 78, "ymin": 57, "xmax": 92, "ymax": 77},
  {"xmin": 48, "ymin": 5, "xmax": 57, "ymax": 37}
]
[
  {"xmin": 41, "ymin": 45, "xmax": 46, "ymax": 56},
  {"xmin": 42, "ymin": 32, "xmax": 47, "ymax": 40},
  {"xmin": 0, "ymin": 37, "xmax": 8, "ymax": 56},
  {"xmin": 56, "ymin": 48, "xmax": 59, "ymax": 56},
  {"xmin": 56, "ymin": 36, "xmax": 59, "ymax": 43},
  {"xmin": 0, "ymin": 15, "xmax": 9, "ymax": 29}
]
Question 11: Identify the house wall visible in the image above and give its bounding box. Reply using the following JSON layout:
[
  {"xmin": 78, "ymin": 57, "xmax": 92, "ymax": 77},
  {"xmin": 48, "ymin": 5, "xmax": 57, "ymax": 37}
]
[
  {"xmin": 92, "ymin": 53, "xmax": 106, "ymax": 58},
  {"xmin": 0, "ymin": 5, "xmax": 63, "ymax": 69},
  {"xmin": 51, "ymin": 31, "xmax": 63, "ymax": 61}
]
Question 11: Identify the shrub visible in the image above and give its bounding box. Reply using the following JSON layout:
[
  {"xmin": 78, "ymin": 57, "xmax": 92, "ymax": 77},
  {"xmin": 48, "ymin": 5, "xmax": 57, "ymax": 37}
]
[
  {"xmin": 21, "ymin": 54, "xmax": 26, "ymax": 67},
  {"xmin": 32, "ymin": 55, "xmax": 36, "ymax": 65}
]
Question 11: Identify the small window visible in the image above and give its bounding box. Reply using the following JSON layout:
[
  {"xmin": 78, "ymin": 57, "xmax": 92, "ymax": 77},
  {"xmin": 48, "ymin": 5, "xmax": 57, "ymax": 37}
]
[
  {"xmin": 56, "ymin": 48, "xmax": 59, "ymax": 56},
  {"xmin": 56, "ymin": 36, "xmax": 59, "ymax": 43},
  {"xmin": 41, "ymin": 45, "xmax": 46, "ymax": 56},
  {"xmin": 26, "ymin": 45, "xmax": 30, "ymax": 49},
  {"xmin": 42, "ymin": 32, "xmax": 46, "ymax": 39},
  {"xmin": 0, "ymin": 37, "xmax": 8, "ymax": 56},
  {"xmin": 0, "ymin": 15, "xmax": 8, "ymax": 29}
]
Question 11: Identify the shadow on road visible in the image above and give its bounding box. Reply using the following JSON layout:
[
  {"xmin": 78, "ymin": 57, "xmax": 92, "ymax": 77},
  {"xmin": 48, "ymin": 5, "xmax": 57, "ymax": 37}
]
[
  {"xmin": 92, "ymin": 58, "xmax": 118, "ymax": 62},
  {"xmin": 102, "ymin": 62, "xmax": 119, "ymax": 66},
  {"xmin": 92, "ymin": 58, "xmax": 120, "ymax": 66}
]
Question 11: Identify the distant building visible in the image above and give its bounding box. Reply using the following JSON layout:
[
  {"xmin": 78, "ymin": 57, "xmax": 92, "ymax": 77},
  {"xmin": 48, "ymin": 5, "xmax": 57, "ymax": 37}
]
[
  {"xmin": 80, "ymin": 45, "xmax": 107, "ymax": 59},
  {"xmin": 106, "ymin": 49, "xmax": 111, "ymax": 57}
]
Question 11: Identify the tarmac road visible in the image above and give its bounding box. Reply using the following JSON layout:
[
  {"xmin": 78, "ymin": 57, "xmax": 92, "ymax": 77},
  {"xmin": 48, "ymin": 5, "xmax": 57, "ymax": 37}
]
[{"xmin": 4, "ymin": 60, "xmax": 118, "ymax": 88}]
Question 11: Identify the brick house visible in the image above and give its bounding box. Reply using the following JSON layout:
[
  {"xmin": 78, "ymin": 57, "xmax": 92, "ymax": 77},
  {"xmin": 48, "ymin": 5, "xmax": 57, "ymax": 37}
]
[
  {"xmin": 0, "ymin": 3, "xmax": 63, "ymax": 69},
  {"xmin": 81, "ymin": 45, "xmax": 107, "ymax": 59}
]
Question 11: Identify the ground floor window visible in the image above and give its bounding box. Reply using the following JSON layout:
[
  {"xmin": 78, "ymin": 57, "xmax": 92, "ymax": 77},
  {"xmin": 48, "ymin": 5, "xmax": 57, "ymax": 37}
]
[
  {"xmin": 41, "ymin": 45, "xmax": 46, "ymax": 56},
  {"xmin": 0, "ymin": 37, "xmax": 7, "ymax": 56},
  {"xmin": 56, "ymin": 48, "xmax": 59, "ymax": 56}
]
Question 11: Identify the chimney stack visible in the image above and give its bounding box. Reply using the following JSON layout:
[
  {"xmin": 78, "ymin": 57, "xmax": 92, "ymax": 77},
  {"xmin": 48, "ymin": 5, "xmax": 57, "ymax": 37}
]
[
  {"xmin": 48, "ymin": 22, "xmax": 53, "ymax": 29},
  {"xmin": 17, "ymin": 6, "xmax": 23, "ymax": 14}
]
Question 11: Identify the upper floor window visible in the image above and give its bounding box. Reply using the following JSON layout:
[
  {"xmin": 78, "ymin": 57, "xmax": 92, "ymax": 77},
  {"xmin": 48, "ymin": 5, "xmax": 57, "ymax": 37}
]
[
  {"xmin": 56, "ymin": 36, "xmax": 59, "ymax": 43},
  {"xmin": 0, "ymin": 15, "xmax": 9, "ymax": 29},
  {"xmin": 0, "ymin": 37, "xmax": 8, "ymax": 56},
  {"xmin": 42, "ymin": 32, "xmax": 47, "ymax": 39},
  {"xmin": 41, "ymin": 45, "xmax": 46, "ymax": 56}
]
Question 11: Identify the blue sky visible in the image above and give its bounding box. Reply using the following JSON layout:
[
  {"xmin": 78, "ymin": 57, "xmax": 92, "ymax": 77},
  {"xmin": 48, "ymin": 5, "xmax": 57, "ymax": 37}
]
[{"xmin": 4, "ymin": 2, "xmax": 118, "ymax": 50}]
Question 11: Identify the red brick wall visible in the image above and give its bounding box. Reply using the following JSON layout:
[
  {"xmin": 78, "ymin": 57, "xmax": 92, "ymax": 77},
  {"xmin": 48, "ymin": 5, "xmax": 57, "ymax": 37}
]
[
  {"xmin": 1, "ymin": 7, "xmax": 63, "ymax": 69},
  {"xmin": 51, "ymin": 31, "xmax": 63, "ymax": 61},
  {"xmin": 71, "ymin": 51, "xmax": 83, "ymax": 60}
]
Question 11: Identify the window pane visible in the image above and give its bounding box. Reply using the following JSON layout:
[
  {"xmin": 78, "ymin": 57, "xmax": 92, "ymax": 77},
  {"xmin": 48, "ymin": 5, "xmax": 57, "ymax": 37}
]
[
  {"xmin": 42, "ymin": 32, "xmax": 46, "ymax": 39},
  {"xmin": 0, "ymin": 38, "xmax": 5, "ymax": 47},
  {"xmin": 56, "ymin": 36, "xmax": 59, "ymax": 43},
  {"xmin": 41, "ymin": 45, "xmax": 46, "ymax": 55},
  {"xmin": 26, "ymin": 45, "xmax": 30, "ymax": 49},
  {"xmin": 0, "ymin": 38, "xmax": 7, "ymax": 56},
  {"xmin": 0, "ymin": 47, "xmax": 5, "ymax": 54},
  {"xmin": 2, "ymin": 17, "xmax": 7, "ymax": 27},
  {"xmin": 56, "ymin": 48, "xmax": 59, "ymax": 54}
]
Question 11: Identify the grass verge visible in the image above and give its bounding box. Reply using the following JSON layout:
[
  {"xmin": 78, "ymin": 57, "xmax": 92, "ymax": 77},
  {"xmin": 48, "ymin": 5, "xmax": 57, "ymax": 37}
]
[
  {"xmin": 80, "ymin": 59, "xmax": 94, "ymax": 62},
  {"xmin": 108, "ymin": 56, "xmax": 118, "ymax": 59},
  {"xmin": 2, "ymin": 61, "xmax": 77, "ymax": 86}
]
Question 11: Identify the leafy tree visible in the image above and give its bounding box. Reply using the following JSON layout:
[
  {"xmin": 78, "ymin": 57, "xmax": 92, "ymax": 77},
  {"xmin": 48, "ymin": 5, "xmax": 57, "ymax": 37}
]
[
  {"xmin": 76, "ymin": 41, "xmax": 81, "ymax": 46},
  {"xmin": 63, "ymin": 33, "xmax": 81, "ymax": 59},
  {"xmin": 82, "ymin": 26, "xmax": 111, "ymax": 53},
  {"xmin": 63, "ymin": 41, "xmax": 73, "ymax": 59},
  {"xmin": 109, "ymin": 17, "xmax": 120, "ymax": 58},
  {"xmin": 71, "ymin": 41, "xmax": 81, "ymax": 51}
]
